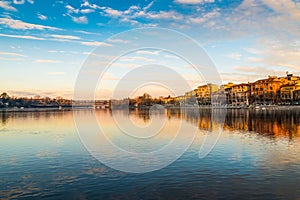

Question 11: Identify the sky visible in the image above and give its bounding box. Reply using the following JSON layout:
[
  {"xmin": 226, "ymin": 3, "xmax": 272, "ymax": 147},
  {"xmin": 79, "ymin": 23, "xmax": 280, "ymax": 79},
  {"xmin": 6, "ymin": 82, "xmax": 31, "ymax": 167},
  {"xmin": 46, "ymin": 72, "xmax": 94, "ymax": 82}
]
[{"xmin": 0, "ymin": 0, "xmax": 300, "ymax": 99}]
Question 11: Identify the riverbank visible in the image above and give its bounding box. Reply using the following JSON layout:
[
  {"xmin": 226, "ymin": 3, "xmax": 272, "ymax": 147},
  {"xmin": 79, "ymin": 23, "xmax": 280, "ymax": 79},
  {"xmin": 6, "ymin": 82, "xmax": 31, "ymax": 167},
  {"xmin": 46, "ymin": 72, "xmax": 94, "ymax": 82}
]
[
  {"xmin": 0, "ymin": 107, "xmax": 73, "ymax": 112},
  {"xmin": 2, "ymin": 105, "xmax": 300, "ymax": 112}
]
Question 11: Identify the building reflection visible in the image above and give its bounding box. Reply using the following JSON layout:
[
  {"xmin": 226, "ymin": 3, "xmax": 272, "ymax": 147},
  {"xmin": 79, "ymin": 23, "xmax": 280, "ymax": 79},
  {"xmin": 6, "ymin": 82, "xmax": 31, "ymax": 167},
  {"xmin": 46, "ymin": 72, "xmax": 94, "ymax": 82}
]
[
  {"xmin": 1, "ymin": 108, "xmax": 300, "ymax": 141},
  {"xmin": 165, "ymin": 108, "xmax": 300, "ymax": 140},
  {"xmin": 149, "ymin": 108, "xmax": 300, "ymax": 140}
]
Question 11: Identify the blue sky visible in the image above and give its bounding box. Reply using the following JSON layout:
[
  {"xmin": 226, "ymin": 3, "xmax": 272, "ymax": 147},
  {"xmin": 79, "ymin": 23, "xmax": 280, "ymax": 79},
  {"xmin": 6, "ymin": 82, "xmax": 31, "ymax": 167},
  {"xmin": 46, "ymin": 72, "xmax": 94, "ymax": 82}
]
[{"xmin": 0, "ymin": 0, "xmax": 300, "ymax": 98}]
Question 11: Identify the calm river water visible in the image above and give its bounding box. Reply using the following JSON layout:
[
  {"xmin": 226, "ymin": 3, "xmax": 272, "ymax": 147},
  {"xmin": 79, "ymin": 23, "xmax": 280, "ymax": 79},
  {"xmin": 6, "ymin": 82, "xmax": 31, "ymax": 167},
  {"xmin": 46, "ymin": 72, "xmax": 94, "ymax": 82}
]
[{"xmin": 1, "ymin": 108, "xmax": 300, "ymax": 199}]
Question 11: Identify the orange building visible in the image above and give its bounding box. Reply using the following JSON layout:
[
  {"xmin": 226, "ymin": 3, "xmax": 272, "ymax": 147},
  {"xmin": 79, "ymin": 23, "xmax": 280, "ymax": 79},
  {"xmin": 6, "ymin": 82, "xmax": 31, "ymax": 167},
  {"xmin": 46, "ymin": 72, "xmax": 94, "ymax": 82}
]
[
  {"xmin": 225, "ymin": 83, "xmax": 250, "ymax": 106},
  {"xmin": 279, "ymin": 79, "xmax": 300, "ymax": 104},
  {"xmin": 196, "ymin": 83, "xmax": 218, "ymax": 105},
  {"xmin": 249, "ymin": 76, "xmax": 287, "ymax": 104}
]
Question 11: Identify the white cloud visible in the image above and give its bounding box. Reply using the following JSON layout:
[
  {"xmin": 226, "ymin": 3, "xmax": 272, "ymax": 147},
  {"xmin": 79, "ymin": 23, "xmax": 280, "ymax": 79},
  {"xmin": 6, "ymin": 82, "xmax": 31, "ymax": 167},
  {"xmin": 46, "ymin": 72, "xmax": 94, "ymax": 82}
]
[
  {"xmin": 80, "ymin": 1, "xmax": 101, "ymax": 9},
  {"xmin": 188, "ymin": 9, "xmax": 220, "ymax": 24},
  {"xmin": 36, "ymin": 59, "xmax": 62, "ymax": 64},
  {"xmin": 66, "ymin": 5, "xmax": 79, "ymax": 14},
  {"xmin": 262, "ymin": 0, "xmax": 300, "ymax": 20},
  {"xmin": 71, "ymin": 16, "xmax": 88, "ymax": 24},
  {"xmin": 136, "ymin": 50, "xmax": 161, "ymax": 55},
  {"xmin": 229, "ymin": 66, "xmax": 294, "ymax": 82},
  {"xmin": 107, "ymin": 39, "xmax": 129, "ymax": 44},
  {"xmin": 140, "ymin": 11, "xmax": 184, "ymax": 21},
  {"xmin": 0, "ymin": 52, "xmax": 25, "ymax": 57},
  {"xmin": 13, "ymin": 0, "xmax": 25, "ymax": 5},
  {"xmin": 0, "ymin": 33, "xmax": 45, "ymax": 40},
  {"xmin": 80, "ymin": 41, "xmax": 112, "ymax": 47},
  {"xmin": 96, "ymin": 4, "xmax": 182, "ymax": 25},
  {"xmin": 124, "ymin": 5, "xmax": 140, "ymax": 14},
  {"xmin": 0, "ymin": 1, "xmax": 17, "ymax": 11},
  {"xmin": 80, "ymin": 9, "xmax": 94, "ymax": 14},
  {"xmin": 50, "ymin": 34, "xmax": 80, "ymax": 40},
  {"xmin": 119, "ymin": 17, "xmax": 139, "ymax": 25},
  {"xmin": 0, "ymin": 18, "xmax": 60, "ymax": 30},
  {"xmin": 0, "ymin": 51, "xmax": 26, "ymax": 61},
  {"xmin": 37, "ymin": 14, "xmax": 47, "ymax": 20},
  {"xmin": 143, "ymin": 1, "xmax": 154, "ymax": 11},
  {"xmin": 66, "ymin": 1, "xmax": 100, "ymax": 15},
  {"xmin": 75, "ymin": 30, "xmax": 94, "ymax": 35},
  {"xmin": 174, "ymin": 0, "xmax": 214, "ymax": 4},
  {"xmin": 103, "ymin": 7, "xmax": 123, "ymax": 17},
  {"xmin": 48, "ymin": 50, "xmax": 65, "ymax": 53}
]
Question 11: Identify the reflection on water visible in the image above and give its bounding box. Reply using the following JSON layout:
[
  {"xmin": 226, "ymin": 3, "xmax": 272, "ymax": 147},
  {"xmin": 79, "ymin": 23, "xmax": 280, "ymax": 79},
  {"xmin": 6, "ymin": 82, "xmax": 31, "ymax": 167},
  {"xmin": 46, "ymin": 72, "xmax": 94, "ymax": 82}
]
[
  {"xmin": 122, "ymin": 108, "xmax": 300, "ymax": 140},
  {"xmin": 165, "ymin": 108, "xmax": 300, "ymax": 140},
  {"xmin": 1, "ymin": 109, "xmax": 300, "ymax": 199}
]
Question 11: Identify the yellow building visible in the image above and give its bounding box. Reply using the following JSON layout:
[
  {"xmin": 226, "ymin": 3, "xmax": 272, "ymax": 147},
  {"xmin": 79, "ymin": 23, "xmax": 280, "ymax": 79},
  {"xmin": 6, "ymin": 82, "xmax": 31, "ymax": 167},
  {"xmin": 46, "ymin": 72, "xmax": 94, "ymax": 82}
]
[
  {"xmin": 225, "ymin": 83, "xmax": 250, "ymax": 106},
  {"xmin": 249, "ymin": 76, "xmax": 287, "ymax": 104},
  {"xmin": 294, "ymin": 81, "xmax": 300, "ymax": 104},
  {"xmin": 280, "ymin": 79, "xmax": 300, "ymax": 104},
  {"xmin": 196, "ymin": 83, "xmax": 219, "ymax": 105}
]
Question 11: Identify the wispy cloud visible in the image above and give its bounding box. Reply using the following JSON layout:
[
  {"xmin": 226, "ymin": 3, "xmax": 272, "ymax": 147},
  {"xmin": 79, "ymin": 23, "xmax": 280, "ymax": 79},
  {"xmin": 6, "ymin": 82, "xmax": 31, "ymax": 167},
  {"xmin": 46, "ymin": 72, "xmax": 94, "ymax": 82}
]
[
  {"xmin": 80, "ymin": 1, "xmax": 101, "ymax": 9},
  {"xmin": 0, "ymin": 51, "xmax": 26, "ymax": 61},
  {"xmin": 13, "ymin": 0, "xmax": 25, "ymax": 5},
  {"xmin": 136, "ymin": 50, "xmax": 161, "ymax": 55},
  {"xmin": 103, "ymin": 7, "xmax": 123, "ymax": 17},
  {"xmin": 0, "ymin": 1, "xmax": 17, "ymax": 11},
  {"xmin": 107, "ymin": 39, "xmax": 129, "ymax": 44},
  {"xmin": 97, "ymin": 3, "xmax": 184, "ymax": 25},
  {"xmin": 0, "ymin": 18, "xmax": 60, "ymax": 30},
  {"xmin": 75, "ymin": 30, "xmax": 94, "ymax": 35},
  {"xmin": 67, "ymin": 2, "xmax": 99, "ymax": 15},
  {"xmin": 35, "ymin": 59, "xmax": 62, "ymax": 64},
  {"xmin": 0, "ymin": 33, "xmax": 82, "ymax": 42},
  {"xmin": 66, "ymin": 5, "xmax": 79, "ymax": 14},
  {"xmin": 0, "ymin": 52, "xmax": 25, "ymax": 57},
  {"xmin": 224, "ymin": 66, "xmax": 293, "ymax": 83},
  {"xmin": 174, "ymin": 0, "xmax": 215, "ymax": 4},
  {"xmin": 0, "ymin": 33, "xmax": 44, "ymax": 40},
  {"xmin": 141, "ymin": 11, "xmax": 184, "ymax": 20},
  {"xmin": 71, "ymin": 16, "xmax": 88, "ymax": 24},
  {"xmin": 50, "ymin": 34, "xmax": 80, "ymax": 40},
  {"xmin": 80, "ymin": 41, "xmax": 112, "ymax": 47},
  {"xmin": 80, "ymin": 8, "xmax": 94, "ymax": 14},
  {"xmin": 188, "ymin": 9, "xmax": 220, "ymax": 24},
  {"xmin": 37, "ymin": 13, "xmax": 47, "ymax": 20},
  {"xmin": 48, "ymin": 50, "xmax": 87, "ymax": 55}
]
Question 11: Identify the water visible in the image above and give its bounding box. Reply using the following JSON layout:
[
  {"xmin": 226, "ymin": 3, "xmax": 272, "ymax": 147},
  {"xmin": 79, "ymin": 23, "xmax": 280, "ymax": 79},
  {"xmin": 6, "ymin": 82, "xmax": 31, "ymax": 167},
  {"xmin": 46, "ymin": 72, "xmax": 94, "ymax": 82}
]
[{"xmin": 1, "ymin": 109, "xmax": 300, "ymax": 199}]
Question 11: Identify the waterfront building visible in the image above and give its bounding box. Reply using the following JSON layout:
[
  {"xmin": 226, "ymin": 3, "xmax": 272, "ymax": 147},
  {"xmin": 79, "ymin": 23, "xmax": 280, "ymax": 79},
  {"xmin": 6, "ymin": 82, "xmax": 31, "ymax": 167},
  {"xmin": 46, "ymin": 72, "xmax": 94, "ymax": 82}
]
[
  {"xmin": 249, "ymin": 76, "xmax": 286, "ymax": 105},
  {"xmin": 280, "ymin": 79, "xmax": 300, "ymax": 104},
  {"xmin": 294, "ymin": 82, "xmax": 300, "ymax": 104},
  {"xmin": 225, "ymin": 83, "xmax": 250, "ymax": 106},
  {"xmin": 160, "ymin": 96, "xmax": 176, "ymax": 105},
  {"xmin": 196, "ymin": 83, "xmax": 218, "ymax": 105}
]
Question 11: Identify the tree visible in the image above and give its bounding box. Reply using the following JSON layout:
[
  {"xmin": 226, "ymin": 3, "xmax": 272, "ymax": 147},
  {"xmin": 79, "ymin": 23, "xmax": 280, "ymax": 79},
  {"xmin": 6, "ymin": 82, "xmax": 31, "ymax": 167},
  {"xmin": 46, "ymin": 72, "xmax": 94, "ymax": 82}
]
[
  {"xmin": 0, "ymin": 92, "xmax": 10, "ymax": 100},
  {"xmin": 0, "ymin": 92, "xmax": 10, "ymax": 106}
]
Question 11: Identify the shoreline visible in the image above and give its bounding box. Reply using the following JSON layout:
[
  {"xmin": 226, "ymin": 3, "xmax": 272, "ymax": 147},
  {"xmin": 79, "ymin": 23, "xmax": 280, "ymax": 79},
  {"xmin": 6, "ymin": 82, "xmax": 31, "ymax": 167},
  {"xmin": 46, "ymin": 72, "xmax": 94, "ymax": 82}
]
[{"xmin": 1, "ymin": 105, "xmax": 300, "ymax": 112}]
